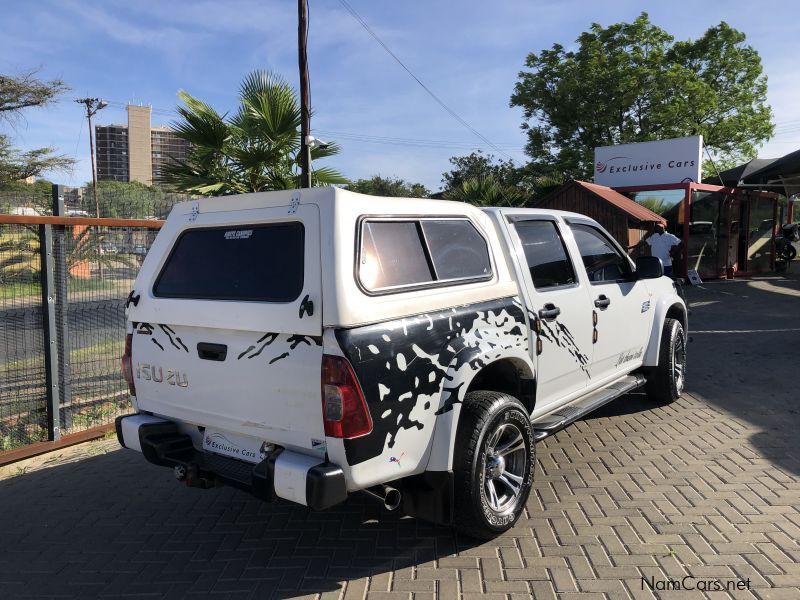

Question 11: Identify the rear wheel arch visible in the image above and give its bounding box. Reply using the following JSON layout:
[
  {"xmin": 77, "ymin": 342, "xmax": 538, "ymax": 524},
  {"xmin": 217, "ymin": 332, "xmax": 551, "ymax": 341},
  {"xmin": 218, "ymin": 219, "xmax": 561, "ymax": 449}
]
[
  {"xmin": 465, "ymin": 357, "xmax": 536, "ymax": 415},
  {"xmin": 423, "ymin": 350, "xmax": 534, "ymax": 473}
]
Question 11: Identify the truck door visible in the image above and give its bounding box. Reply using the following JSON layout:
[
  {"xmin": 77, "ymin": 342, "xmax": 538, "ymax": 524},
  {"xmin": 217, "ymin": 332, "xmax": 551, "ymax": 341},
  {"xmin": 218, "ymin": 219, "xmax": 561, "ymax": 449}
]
[
  {"xmin": 565, "ymin": 221, "xmax": 652, "ymax": 382},
  {"xmin": 506, "ymin": 216, "xmax": 593, "ymax": 408}
]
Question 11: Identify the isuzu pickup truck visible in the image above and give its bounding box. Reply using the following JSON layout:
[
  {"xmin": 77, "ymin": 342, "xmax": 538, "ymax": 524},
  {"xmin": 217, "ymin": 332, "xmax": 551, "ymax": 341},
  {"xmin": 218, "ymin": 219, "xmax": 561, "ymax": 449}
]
[{"xmin": 116, "ymin": 188, "xmax": 687, "ymax": 538}]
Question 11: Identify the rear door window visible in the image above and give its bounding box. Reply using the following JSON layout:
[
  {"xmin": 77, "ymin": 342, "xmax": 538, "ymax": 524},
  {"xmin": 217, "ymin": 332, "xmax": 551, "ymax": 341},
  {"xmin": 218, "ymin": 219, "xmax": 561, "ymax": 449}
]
[
  {"xmin": 569, "ymin": 223, "xmax": 631, "ymax": 283},
  {"xmin": 513, "ymin": 220, "xmax": 576, "ymax": 289},
  {"xmin": 154, "ymin": 222, "xmax": 304, "ymax": 301}
]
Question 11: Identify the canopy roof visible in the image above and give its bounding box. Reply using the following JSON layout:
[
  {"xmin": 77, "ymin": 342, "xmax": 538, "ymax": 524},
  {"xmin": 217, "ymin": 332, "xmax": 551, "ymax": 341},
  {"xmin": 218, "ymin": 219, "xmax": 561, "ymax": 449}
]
[{"xmin": 703, "ymin": 149, "xmax": 800, "ymax": 197}]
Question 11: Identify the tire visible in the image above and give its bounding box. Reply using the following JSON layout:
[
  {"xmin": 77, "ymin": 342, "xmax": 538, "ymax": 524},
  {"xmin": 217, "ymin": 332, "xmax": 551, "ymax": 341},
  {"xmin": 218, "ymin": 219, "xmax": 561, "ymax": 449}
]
[
  {"xmin": 646, "ymin": 318, "xmax": 686, "ymax": 403},
  {"xmin": 780, "ymin": 244, "xmax": 797, "ymax": 261},
  {"xmin": 453, "ymin": 391, "xmax": 535, "ymax": 539}
]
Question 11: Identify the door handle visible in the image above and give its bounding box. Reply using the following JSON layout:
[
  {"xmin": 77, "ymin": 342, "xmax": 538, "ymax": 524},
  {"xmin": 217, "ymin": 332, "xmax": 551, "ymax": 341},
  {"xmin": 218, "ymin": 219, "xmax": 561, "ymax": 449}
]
[
  {"xmin": 538, "ymin": 303, "xmax": 560, "ymax": 320},
  {"xmin": 197, "ymin": 342, "xmax": 227, "ymax": 361},
  {"xmin": 594, "ymin": 295, "xmax": 611, "ymax": 309}
]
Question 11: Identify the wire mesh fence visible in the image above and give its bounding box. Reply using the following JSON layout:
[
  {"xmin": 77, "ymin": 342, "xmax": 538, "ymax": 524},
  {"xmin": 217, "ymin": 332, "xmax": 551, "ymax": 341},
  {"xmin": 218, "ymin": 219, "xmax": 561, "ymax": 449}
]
[
  {"xmin": 0, "ymin": 185, "xmax": 188, "ymax": 220},
  {"xmin": 0, "ymin": 223, "xmax": 48, "ymax": 450},
  {"xmin": 56, "ymin": 225, "xmax": 160, "ymax": 436},
  {"xmin": 0, "ymin": 185, "xmax": 184, "ymax": 457}
]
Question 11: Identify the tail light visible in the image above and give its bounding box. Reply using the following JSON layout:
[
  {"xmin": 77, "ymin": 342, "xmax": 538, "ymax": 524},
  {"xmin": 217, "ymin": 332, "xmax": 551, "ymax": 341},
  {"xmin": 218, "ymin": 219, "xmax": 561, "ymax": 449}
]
[
  {"xmin": 321, "ymin": 354, "xmax": 372, "ymax": 438},
  {"xmin": 121, "ymin": 333, "xmax": 136, "ymax": 396}
]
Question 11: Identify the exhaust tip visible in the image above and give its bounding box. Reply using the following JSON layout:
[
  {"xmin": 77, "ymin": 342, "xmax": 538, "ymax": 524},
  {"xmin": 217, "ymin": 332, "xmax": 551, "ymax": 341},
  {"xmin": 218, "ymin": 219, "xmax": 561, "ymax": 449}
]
[
  {"xmin": 383, "ymin": 487, "xmax": 402, "ymax": 511},
  {"xmin": 363, "ymin": 485, "xmax": 403, "ymax": 511}
]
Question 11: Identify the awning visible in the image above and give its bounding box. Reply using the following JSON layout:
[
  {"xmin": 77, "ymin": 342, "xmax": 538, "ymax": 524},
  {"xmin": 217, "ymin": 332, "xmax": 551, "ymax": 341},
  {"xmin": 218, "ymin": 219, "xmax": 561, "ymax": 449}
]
[{"xmin": 703, "ymin": 149, "xmax": 800, "ymax": 198}]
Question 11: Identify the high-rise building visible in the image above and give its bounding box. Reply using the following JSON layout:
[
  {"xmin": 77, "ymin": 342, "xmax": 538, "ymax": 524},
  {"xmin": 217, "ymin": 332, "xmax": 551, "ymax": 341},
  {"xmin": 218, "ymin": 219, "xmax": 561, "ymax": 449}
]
[{"xmin": 95, "ymin": 105, "xmax": 189, "ymax": 185}]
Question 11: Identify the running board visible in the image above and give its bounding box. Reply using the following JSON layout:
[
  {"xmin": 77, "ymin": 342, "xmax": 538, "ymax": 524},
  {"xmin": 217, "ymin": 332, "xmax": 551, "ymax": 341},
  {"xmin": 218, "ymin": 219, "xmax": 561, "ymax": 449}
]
[{"xmin": 532, "ymin": 374, "xmax": 646, "ymax": 440}]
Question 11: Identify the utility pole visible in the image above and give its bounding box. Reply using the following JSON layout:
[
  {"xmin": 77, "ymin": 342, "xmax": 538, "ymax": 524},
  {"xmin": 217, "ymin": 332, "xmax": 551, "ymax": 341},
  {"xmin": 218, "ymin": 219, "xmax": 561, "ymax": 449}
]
[
  {"xmin": 298, "ymin": 0, "xmax": 312, "ymax": 188},
  {"xmin": 75, "ymin": 98, "xmax": 108, "ymax": 217}
]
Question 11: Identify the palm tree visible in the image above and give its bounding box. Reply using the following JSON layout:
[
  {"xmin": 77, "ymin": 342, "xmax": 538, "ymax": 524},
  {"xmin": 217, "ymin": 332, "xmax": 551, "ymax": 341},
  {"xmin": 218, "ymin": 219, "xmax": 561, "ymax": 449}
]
[
  {"xmin": 160, "ymin": 71, "xmax": 347, "ymax": 195},
  {"xmin": 444, "ymin": 175, "xmax": 528, "ymax": 207}
]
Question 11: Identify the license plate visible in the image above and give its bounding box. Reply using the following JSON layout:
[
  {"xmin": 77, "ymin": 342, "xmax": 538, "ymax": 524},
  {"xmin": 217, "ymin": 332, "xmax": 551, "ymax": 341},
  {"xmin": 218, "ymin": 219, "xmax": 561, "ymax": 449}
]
[{"xmin": 202, "ymin": 429, "xmax": 267, "ymax": 464}]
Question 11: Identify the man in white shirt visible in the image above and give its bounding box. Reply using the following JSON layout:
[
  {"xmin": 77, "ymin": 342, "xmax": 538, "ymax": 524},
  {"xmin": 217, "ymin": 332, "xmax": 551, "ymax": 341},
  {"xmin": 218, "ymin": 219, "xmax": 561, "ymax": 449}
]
[{"xmin": 644, "ymin": 223, "xmax": 682, "ymax": 277}]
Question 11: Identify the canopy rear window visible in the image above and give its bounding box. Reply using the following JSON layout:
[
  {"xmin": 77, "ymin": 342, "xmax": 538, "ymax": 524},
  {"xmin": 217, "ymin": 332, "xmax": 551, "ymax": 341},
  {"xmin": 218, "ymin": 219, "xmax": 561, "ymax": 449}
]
[{"xmin": 154, "ymin": 222, "xmax": 304, "ymax": 302}]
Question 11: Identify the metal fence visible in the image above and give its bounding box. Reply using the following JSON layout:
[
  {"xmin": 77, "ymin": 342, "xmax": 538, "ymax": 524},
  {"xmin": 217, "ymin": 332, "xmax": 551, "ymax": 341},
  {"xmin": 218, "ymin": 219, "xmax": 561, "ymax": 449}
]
[{"xmin": 0, "ymin": 186, "xmax": 188, "ymax": 462}]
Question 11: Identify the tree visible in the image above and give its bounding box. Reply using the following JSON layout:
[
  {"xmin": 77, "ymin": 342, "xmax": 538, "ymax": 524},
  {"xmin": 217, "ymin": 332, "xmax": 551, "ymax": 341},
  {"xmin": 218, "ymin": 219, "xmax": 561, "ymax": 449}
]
[
  {"xmin": 81, "ymin": 180, "xmax": 166, "ymax": 219},
  {"xmin": 510, "ymin": 14, "xmax": 774, "ymax": 179},
  {"xmin": 0, "ymin": 70, "xmax": 68, "ymax": 120},
  {"xmin": 160, "ymin": 71, "xmax": 347, "ymax": 195},
  {"xmin": 441, "ymin": 151, "xmax": 520, "ymax": 195},
  {"xmin": 444, "ymin": 175, "xmax": 528, "ymax": 207},
  {"xmin": 0, "ymin": 70, "xmax": 74, "ymax": 184},
  {"xmin": 346, "ymin": 175, "xmax": 429, "ymax": 198}
]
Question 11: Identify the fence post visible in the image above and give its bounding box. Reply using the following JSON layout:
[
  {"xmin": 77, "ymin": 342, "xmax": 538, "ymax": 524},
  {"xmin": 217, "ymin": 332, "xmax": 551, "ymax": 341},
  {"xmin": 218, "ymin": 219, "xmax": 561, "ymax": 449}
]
[
  {"xmin": 38, "ymin": 224, "xmax": 60, "ymax": 441},
  {"xmin": 51, "ymin": 185, "xmax": 71, "ymax": 430}
]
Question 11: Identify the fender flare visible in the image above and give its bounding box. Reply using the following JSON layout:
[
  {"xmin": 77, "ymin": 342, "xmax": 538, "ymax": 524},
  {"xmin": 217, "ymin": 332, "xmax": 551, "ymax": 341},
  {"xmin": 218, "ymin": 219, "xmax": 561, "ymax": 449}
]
[
  {"xmin": 423, "ymin": 347, "xmax": 534, "ymax": 472},
  {"xmin": 642, "ymin": 293, "xmax": 687, "ymax": 367}
]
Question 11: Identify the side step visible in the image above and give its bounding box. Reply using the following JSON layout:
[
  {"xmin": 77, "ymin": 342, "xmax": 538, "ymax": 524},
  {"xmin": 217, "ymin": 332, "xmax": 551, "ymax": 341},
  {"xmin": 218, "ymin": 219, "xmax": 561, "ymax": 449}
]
[{"xmin": 532, "ymin": 374, "xmax": 646, "ymax": 440}]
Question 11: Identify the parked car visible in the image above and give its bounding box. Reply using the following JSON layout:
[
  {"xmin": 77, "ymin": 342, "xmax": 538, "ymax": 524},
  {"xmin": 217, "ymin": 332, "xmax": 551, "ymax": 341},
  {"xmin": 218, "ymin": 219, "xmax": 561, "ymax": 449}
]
[{"xmin": 116, "ymin": 188, "xmax": 687, "ymax": 538}]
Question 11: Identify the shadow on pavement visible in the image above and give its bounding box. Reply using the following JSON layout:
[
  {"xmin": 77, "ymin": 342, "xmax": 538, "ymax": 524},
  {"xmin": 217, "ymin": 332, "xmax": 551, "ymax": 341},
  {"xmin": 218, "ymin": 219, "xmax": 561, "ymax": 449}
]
[
  {"xmin": 679, "ymin": 275, "xmax": 800, "ymax": 477},
  {"xmin": 0, "ymin": 450, "xmax": 481, "ymax": 598}
]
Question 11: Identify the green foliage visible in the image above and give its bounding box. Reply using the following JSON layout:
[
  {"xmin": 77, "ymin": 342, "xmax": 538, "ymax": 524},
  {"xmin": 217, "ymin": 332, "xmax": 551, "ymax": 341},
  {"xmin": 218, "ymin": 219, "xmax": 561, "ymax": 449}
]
[
  {"xmin": 441, "ymin": 151, "xmax": 520, "ymax": 194},
  {"xmin": 636, "ymin": 196, "xmax": 667, "ymax": 215},
  {"xmin": 0, "ymin": 135, "xmax": 74, "ymax": 184},
  {"xmin": 0, "ymin": 177, "xmax": 52, "ymax": 196},
  {"xmin": 0, "ymin": 70, "xmax": 74, "ymax": 183},
  {"xmin": 444, "ymin": 175, "xmax": 528, "ymax": 207},
  {"xmin": 160, "ymin": 70, "xmax": 347, "ymax": 195},
  {"xmin": 346, "ymin": 175, "xmax": 429, "ymax": 198},
  {"xmin": 82, "ymin": 180, "xmax": 165, "ymax": 219},
  {"xmin": 0, "ymin": 69, "xmax": 67, "ymax": 119},
  {"xmin": 0, "ymin": 224, "xmax": 135, "ymax": 286},
  {"xmin": 0, "ymin": 228, "xmax": 39, "ymax": 284},
  {"xmin": 511, "ymin": 13, "xmax": 774, "ymax": 179}
]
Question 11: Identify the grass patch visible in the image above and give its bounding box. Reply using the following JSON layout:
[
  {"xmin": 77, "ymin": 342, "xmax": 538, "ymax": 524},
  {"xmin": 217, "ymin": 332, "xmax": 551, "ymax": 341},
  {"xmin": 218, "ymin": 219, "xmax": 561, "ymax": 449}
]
[
  {"xmin": 0, "ymin": 339, "xmax": 125, "ymax": 378},
  {"xmin": 0, "ymin": 277, "xmax": 132, "ymax": 299}
]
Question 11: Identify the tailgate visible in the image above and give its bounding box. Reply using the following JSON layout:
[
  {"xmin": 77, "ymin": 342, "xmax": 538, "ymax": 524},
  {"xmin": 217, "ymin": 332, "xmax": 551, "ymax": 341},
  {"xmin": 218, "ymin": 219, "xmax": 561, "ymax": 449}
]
[{"xmin": 127, "ymin": 204, "xmax": 325, "ymax": 452}]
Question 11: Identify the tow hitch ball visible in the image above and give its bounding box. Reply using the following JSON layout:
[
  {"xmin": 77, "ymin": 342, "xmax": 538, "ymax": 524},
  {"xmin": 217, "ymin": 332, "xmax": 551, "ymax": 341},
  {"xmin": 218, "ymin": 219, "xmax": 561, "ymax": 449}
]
[{"xmin": 174, "ymin": 464, "xmax": 218, "ymax": 489}]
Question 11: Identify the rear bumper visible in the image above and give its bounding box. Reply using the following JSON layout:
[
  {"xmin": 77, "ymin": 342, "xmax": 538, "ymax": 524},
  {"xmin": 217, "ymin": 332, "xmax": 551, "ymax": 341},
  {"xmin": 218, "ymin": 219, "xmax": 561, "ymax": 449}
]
[{"xmin": 115, "ymin": 414, "xmax": 348, "ymax": 511}]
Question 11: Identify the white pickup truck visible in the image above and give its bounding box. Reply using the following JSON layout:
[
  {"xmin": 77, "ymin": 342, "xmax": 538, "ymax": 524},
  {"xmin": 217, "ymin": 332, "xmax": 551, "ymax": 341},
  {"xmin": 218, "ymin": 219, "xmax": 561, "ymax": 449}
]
[{"xmin": 116, "ymin": 188, "xmax": 687, "ymax": 538}]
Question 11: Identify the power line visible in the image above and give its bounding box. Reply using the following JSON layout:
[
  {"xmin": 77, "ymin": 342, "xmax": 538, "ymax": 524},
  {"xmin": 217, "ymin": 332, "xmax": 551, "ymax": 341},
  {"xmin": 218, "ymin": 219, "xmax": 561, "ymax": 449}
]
[
  {"xmin": 316, "ymin": 129, "xmax": 525, "ymax": 152},
  {"xmin": 335, "ymin": 0, "xmax": 515, "ymax": 162}
]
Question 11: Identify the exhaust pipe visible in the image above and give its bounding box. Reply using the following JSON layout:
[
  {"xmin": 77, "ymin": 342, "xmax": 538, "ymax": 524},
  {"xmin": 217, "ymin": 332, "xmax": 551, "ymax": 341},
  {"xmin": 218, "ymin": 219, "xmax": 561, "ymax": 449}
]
[{"xmin": 363, "ymin": 484, "xmax": 402, "ymax": 511}]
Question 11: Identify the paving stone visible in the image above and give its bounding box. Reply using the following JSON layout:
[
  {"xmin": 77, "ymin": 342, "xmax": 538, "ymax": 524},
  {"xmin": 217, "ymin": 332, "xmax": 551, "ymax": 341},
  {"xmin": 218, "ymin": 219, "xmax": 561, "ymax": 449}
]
[{"xmin": 1, "ymin": 282, "xmax": 799, "ymax": 598}]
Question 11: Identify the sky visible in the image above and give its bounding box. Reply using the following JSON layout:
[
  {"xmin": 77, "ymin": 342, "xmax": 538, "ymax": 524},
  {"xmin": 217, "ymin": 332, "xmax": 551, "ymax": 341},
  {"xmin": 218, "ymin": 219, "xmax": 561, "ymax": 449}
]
[{"xmin": 1, "ymin": 0, "xmax": 799, "ymax": 192}]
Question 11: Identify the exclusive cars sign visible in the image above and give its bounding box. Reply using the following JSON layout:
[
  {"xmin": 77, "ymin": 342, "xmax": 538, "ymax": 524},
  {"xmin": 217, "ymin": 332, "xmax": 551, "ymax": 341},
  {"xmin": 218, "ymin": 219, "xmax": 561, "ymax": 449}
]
[{"xmin": 594, "ymin": 135, "xmax": 702, "ymax": 187}]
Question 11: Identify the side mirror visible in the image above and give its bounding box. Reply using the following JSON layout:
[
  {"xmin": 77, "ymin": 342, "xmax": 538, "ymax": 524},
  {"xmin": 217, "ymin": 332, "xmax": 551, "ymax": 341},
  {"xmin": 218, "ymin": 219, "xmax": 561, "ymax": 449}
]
[{"xmin": 635, "ymin": 256, "xmax": 663, "ymax": 279}]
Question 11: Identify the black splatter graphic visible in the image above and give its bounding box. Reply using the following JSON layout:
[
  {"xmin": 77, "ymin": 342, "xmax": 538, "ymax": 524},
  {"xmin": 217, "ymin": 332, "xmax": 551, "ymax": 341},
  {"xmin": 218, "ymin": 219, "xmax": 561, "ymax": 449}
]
[
  {"xmin": 237, "ymin": 333, "xmax": 322, "ymax": 362},
  {"xmin": 159, "ymin": 325, "xmax": 189, "ymax": 352},
  {"xmin": 336, "ymin": 297, "xmax": 529, "ymax": 466},
  {"xmin": 240, "ymin": 332, "xmax": 279, "ymax": 359},
  {"xmin": 269, "ymin": 352, "xmax": 290, "ymax": 364},
  {"xmin": 135, "ymin": 322, "xmax": 154, "ymax": 335}
]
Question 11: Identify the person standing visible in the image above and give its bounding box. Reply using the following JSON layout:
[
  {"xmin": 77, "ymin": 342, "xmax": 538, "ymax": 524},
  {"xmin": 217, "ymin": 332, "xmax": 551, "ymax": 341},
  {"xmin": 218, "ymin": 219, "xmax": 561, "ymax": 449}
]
[{"xmin": 644, "ymin": 222, "xmax": 683, "ymax": 277}]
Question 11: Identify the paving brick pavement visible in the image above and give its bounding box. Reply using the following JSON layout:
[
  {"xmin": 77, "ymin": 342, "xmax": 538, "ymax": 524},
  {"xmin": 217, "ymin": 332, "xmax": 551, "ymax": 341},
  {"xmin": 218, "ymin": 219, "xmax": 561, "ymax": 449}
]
[{"xmin": 0, "ymin": 276, "xmax": 798, "ymax": 599}]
